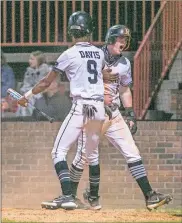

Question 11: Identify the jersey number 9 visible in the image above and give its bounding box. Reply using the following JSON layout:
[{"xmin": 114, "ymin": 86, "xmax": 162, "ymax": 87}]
[{"xmin": 87, "ymin": 60, "xmax": 98, "ymax": 84}]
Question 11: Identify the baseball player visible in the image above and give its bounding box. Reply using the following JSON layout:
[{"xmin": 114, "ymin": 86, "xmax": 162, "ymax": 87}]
[
  {"xmin": 18, "ymin": 11, "xmax": 106, "ymax": 210},
  {"xmin": 69, "ymin": 25, "xmax": 173, "ymax": 211}
]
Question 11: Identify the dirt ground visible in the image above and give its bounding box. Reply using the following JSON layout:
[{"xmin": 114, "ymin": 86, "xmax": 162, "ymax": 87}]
[{"xmin": 2, "ymin": 208, "xmax": 182, "ymax": 223}]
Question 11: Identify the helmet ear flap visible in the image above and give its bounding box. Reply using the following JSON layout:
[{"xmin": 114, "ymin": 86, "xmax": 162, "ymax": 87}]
[
  {"xmin": 108, "ymin": 36, "xmax": 117, "ymax": 44},
  {"xmin": 105, "ymin": 33, "xmax": 116, "ymax": 45}
]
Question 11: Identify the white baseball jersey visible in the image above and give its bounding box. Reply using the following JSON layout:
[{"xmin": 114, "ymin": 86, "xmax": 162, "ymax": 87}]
[
  {"xmin": 73, "ymin": 54, "xmax": 141, "ymax": 169},
  {"xmin": 51, "ymin": 42, "xmax": 106, "ymax": 166},
  {"xmin": 53, "ymin": 42, "xmax": 105, "ymax": 100},
  {"xmin": 104, "ymin": 56, "xmax": 132, "ymax": 107}
]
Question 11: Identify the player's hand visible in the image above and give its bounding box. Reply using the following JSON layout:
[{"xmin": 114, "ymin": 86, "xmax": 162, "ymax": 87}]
[
  {"xmin": 18, "ymin": 96, "xmax": 28, "ymax": 107},
  {"xmin": 122, "ymin": 107, "xmax": 137, "ymax": 135},
  {"xmin": 104, "ymin": 94, "xmax": 113, "ymax": 105},
  {"xmin": 125, "ymin": 119, "xmax": 137, "ymax": 135},
  {"xmin": 104, "ymin": 105, "xmax": 112, "ymax": 120},
  {"xmin": 102, "ymin": 68, "xmax": 118, "ymax": 83}
]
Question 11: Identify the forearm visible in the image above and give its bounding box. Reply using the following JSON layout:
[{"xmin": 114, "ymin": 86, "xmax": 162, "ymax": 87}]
[
  {"xmin": 32, "ymin": 78, "xmax": 51, "ymax": 94},
  {"xmin": 120, "ymin": 86, "xmax": 137, "ymax": 135},
  {"xmin": 119, "ymin": 86, "xmax": 133, "ymax": 108},
  {"xmin": 25, "ymin": 70, "xmax": 58, "ymax": 98}
]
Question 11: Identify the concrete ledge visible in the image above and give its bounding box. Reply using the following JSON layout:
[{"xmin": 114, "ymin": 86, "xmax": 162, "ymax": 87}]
[
  {"xmin": 4, "ymin": 51, "xmax": 136, "ymax": 63},
  {"xmin": 4, "ymin": 53, "xmax": 60, "ymax": 63}
]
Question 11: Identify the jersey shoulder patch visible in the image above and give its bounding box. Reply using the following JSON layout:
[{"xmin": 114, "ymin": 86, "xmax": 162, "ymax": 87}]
[{"xmin": 119, "ymin": 56, "xmax": 128, "ymax": 65}]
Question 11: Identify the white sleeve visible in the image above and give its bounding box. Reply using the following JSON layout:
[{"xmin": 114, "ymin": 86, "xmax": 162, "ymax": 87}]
[
  {"xmin": 101, "ymin": 50, "xmax": 105, "ymax": 69},
  {"xmin": 52, "ymin": 52, "xmax": 69, "ymax": 73},
  {"xmin": 120, "ymin": 62, "xmax": 132, "ymax": 86}
]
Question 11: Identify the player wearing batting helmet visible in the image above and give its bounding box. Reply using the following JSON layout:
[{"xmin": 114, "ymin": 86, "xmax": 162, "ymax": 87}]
[
  {"xmin": 69, "ymin": 24, "xmax": 173, "ymax": 210},
  {"xmin": 18, "ymin": 11, "xmax": 106, "ymax": 210}
]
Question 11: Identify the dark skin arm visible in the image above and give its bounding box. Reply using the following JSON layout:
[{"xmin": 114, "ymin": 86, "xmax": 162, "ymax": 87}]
[{"xmin": 18, "ymin": 70, "xmax": 58, "ymax": 107}]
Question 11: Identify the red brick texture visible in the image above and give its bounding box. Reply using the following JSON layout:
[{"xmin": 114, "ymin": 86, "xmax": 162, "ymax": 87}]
[{"xmin": 2, "ymin": 121, "xmax": 182, "ymax": 209}]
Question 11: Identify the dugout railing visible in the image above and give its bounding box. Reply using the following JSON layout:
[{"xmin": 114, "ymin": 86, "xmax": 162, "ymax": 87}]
[
  {"xmin": 133, "ymin": 0, "xmax": 182, "ymax": 119},
  {"xmin": 1, "ymin": 0, "xmax": 160, "ymax": 47}
]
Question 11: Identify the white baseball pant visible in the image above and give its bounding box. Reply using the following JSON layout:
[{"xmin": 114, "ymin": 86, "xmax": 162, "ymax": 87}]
[
  {"xmin": 73, "ymin": 108, "xmax": 141, "ymax": 169},
  {"xmin": 51, "ymin": 99, "xmax": 105, "ymax": 166}
]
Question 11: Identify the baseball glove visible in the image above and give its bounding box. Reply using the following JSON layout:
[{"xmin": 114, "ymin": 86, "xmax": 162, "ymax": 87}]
[
  {"xmin": 104, "ymin": 105, "xmax": 112, "ymax": 120},
  {"xmin": 122, "ymin": 107, "xmax": 137, "ymax": 135}
]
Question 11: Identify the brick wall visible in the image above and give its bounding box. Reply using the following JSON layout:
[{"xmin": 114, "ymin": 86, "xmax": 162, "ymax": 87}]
[{"xmin": 2, "ymin": 122, "xmax": 182, "ymax": 209}]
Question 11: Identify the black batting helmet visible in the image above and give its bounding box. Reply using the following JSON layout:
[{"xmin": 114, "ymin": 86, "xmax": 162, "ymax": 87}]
[
  {"xmin": 68, "ymin": 11, "xmax": 93, "ymax": 38},
  {"xmin": 105, "ymin": 25, "xmax": 131, "ymax": 50}
]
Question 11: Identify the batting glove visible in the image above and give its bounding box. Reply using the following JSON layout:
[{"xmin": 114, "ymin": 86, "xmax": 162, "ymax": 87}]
[
  {"xmin": 83, "ymin": 104, "xmax": 98, "ymax": 120},
  {"xmin": 104, "ymin": 105, "xmax": 112, "ymax": 120},
  {"xmin": 122, "ymin": 107, "xmax": 137, "ymax": 135}
]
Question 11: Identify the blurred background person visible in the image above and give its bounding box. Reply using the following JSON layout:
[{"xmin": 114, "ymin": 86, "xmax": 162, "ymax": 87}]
[
  {"xmin": 16, "ymin": 51, "xmax": 50, "ymax": 117},
  {"xmin": 32, "ymin": 76, "xmax": 72, "ymax": 122},
  {"xmin": 1, "ymin": 52, "xmax": 16, "ymax": 116}
]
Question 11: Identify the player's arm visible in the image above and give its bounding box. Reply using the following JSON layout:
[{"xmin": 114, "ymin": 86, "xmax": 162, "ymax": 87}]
[
  {"xmin": 18, "ymin": 70, "xmax": 58, "ymax": 107},
  {"xmin": 119, "ymin": 85, "xmax": 132, "ymax": 108},
  {"xmin": 32, "ymin": 70, "xmax": 58, "ymax": 94},
  {"xmin": 119, "ymin": 60, "xmax": 133, "ymax": 111},
  {"xmin": 18, "ymin": 51, "xmax": 69, "ymax": 107},
  {"xmin": 119, "ymin": 85, "xmax": 137, "ymax": 135},
  {"xmin": 119, "ymin": 58, "xmax": 137, "ymax": 135}
]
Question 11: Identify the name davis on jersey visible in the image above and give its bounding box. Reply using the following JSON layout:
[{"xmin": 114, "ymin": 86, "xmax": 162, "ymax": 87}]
[{"xmin": 79, "ymin": 51, "xmax": 100, "ymax": 59}]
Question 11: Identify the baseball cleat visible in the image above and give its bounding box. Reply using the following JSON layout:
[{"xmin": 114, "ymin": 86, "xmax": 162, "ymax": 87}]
[
  {"xmin": 41, "ymin": 195, "xmax": 77, "ymax": 210},
  {"xmin": 74, "ymin": 197, "xmax": 90, "ymax": 209},
  {"xmin": 83, "ymin": 188, "xmax": 102, "ymax": 210},
  {"xmin": 146, "ymin": 190, "xmax": 173, "ymax": 211}
]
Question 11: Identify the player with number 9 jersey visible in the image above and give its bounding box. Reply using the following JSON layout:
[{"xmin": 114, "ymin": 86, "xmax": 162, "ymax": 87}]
[
  {"xmin": 17, "ymin": 11, "xmax": 106, "ymax": 211},
  {"xmin": 53, "ymin": 43, "xmax": 105, "ymax": 100},
  {"xmin": 39, "ymin": 11, "xmax": 106, "ymax": 211}
]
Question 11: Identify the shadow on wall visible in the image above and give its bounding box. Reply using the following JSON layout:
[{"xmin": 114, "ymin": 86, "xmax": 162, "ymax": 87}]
[{"xmin": 145, "ymin": 110, "xmax": 173, "ymax": 121}]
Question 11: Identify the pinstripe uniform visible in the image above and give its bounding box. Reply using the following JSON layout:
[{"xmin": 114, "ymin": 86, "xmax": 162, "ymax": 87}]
[
  {"xmin": 51, "ymin": 42, "xmax": 105, "ymax": 166},
  {"xmin": 72, "ymin": 55, "xmax": 142, "ymax": 171},
  {"xmin": 70, "ymin": 25, "xmax": 173, "ymax": 210},
  {"xmin": 41, "ymin": 11, "xmax": 107, "ymax": 210}
]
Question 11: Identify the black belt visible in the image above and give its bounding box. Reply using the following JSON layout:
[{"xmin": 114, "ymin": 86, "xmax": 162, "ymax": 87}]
[
  {"xmin": 74, "ymin": 97, "xmax": 104, "ymax": 102},
  {"xmin": 82, "ymin": 97, "xmax": 104, "ymax": 102}
]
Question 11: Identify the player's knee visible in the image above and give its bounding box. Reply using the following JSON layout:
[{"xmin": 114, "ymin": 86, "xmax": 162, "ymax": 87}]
[
  {"xmin": 86, "ymin": 155, "xmax": 99, "ymax": 166},
  {"xmin": 124, "ymin": 143, "xmax": 141, "ymax": 163},
  {"xmin": 51, "ymin": 149, "xmax": 67, "ymax": 164},
  {"xmin": 126, "ymin": 154, "xmax": 142, "ymax": 163},
  {"xmin": 72, "ymin": 153, "xmax": 87, "ymax": 169}
]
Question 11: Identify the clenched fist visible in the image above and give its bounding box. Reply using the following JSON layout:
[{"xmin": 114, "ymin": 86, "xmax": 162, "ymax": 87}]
[{"xmin": 18, "ymin": 96, "xmax": 28, "ymax": 107}]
